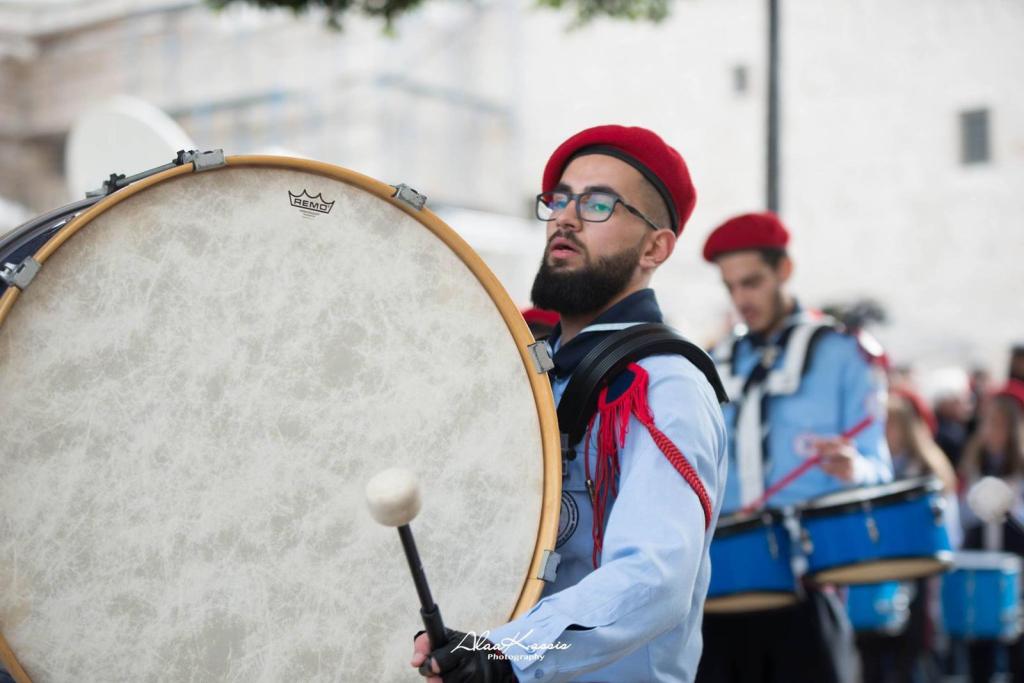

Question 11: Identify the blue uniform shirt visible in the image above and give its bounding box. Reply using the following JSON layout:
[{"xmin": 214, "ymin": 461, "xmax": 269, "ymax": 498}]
[
  {"xmin": 718, "ymin": 312, "xmax": 892, "ymax": 514},
  {"xmin": 487, "ymin": 291, "xmax": 728, "ymax": 682}
]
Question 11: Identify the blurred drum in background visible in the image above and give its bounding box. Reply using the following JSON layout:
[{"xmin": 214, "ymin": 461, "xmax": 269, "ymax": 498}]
[
  {"xmin": 845, "ymin": 581, "xmax": 912, "ymax": 635},
  {"xmin": 942, "ymin": 551, "xmax": 1023, "ymax": 642},
  {"xmin": 0, "ymin": 155, "xmax": 561, "ymax": 682},
  {"xmin": 798, "ymin": 477, "xmax": 953, "ymax": 584},
  {"xmin": 705, "ymin": 509, "xmax": 799, "ymax": 613}
]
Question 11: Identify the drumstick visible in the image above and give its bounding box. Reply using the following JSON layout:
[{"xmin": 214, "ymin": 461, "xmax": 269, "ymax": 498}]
[
  {"xmin": 0, "ymin": 631, "xmax": 31, "ymax": 683},
  {"xmin": 365, "ymin": 468, "xmax": 447, "ymax": 677},
  {"xmin": 740, "ymin": 416, "xmax": 874, "ymax": 515}
]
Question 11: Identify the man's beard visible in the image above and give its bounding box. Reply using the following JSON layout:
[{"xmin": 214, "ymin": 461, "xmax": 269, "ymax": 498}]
[{"xmin": 530, "ymin": 241, "xmax": 642, "ymax": 317}]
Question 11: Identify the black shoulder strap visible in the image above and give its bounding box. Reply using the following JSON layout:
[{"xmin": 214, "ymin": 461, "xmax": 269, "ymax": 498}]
[{"xmin": 556, "ymin": 323, "xmax": 728, "ymax": 447}]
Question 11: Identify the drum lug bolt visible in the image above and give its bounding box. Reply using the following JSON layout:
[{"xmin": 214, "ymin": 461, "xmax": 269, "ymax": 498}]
[
  {"xmin": 800, "ymin": 527, "xmax": 814, "ymax": 556},
  {"xmin": 861, "ymin": 501, "xmax": 881, "ymax": 544},
  {"xmin": 765, "ymin": 524, "xmax": 780, "ymax": 560},
  {"xmin": 865, "ymin": 516, "xmax": 880, "ymax": 544}
]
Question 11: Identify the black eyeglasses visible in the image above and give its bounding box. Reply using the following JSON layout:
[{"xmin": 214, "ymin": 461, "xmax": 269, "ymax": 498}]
[{"xmin": 535, "ymin": 191, "xmax": 662, "ymax": 231}]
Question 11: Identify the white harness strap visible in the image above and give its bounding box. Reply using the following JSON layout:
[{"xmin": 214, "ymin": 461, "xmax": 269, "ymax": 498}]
[
  {"xmin": 735, "ymin": 381, "xmax": 767, "ymax": 506},
  {"xmin": 714, "ymin": 317, "xmax": 836, "ymax": 506},
  {"xmin": 712, "ymin": 332, "xmax": 766, "ymax": 506},
  {"xmin": 765, "ymin": 320, "xmax": 831, "ymax": 396}
]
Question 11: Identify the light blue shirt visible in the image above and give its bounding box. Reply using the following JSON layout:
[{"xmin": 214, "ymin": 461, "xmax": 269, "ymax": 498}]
[
  {"xmin": 720, "ymin": 327, "xmax": 892, "ymax": 514},
  {"xmin": 488, "ymin": 353, "xmax": 728, "ymax": 682}
]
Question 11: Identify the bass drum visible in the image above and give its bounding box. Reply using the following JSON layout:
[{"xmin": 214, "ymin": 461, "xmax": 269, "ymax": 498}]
[{"xmin": 0, "ymin": 157, "xmax": 560, "ymax": 682}]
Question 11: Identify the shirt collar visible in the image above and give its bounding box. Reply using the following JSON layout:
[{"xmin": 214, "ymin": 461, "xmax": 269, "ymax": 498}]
[{"xmin": 548, "ymin": 288, "xmax": 663, "ymax": 379}]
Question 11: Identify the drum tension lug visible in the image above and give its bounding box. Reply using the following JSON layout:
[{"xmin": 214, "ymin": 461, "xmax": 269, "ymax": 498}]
[
  {"xmin": 0, "ymin": 256, "xmax": 40, "ymax": 291},
  {"xmin": 763, "ymin": 514, "xmax": 780, "ymax": 560},
  {"xmin": 537, "ymin": 549, "xmax": 561, "ymax": 583},
  {"xmin": 862, "ymin": 501, "xmax": 881, "ymax": 544},
  {"xmin": 189, "ymin": 149, "xmax": 227, "ymax": 172},
  {"xmin": 528, "ymin": 340, "xmax": 554, "ymax": 374},
  {"xmin": 930, "ymin": 495, "xmax": 947, "ymax": 524},
  {"xmin": 799, "ymin": 527, "xmax": 814, "ymax": 557},
  {"xmin": 392, "ymin": 183, "xmax": 427, "ymax": 210}
]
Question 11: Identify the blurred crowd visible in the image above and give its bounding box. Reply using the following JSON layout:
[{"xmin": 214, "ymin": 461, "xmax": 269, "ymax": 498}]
[
  {"xmin": 528, "ymin": 306, "xmax": 1024, "ymax": 683},
  {"xmin": 841, "ymin": 342, "xmax": 1024, "ymax": 683}
]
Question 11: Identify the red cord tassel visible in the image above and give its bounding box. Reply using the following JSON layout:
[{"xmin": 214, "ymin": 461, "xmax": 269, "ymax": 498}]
[{"xmin": 582, "ymin": 363, "xmax": 713, "ymax": 568}]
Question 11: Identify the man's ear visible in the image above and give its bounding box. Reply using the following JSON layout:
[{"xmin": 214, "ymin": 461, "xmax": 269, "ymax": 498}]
[
  {"xmin": 640, "ymin": 229, "xmax": 677, "ymax": 269},
  {"xmin": 777, "ymin": 254, "xmax": 794, "ymax": 283}
]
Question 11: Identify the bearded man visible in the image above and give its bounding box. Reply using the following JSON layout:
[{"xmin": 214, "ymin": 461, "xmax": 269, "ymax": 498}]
[{"xmin": 410, "ymin": 125, "xmax": 728, "ymax": 682}]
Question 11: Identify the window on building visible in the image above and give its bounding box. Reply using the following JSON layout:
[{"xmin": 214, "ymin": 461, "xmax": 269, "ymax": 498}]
[
  {"xmin": 733, "ymin": 65, "xmax": 749, "ymax": 95},
  {"xmin": 960, "ymin": 109, "xmax": 990, "ymax": 165}
]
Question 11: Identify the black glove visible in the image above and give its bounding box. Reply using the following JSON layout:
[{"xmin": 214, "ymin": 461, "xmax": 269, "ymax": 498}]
[{"xmin": 416, "ymin": 628, "xmax": 517, "ymax": 682}]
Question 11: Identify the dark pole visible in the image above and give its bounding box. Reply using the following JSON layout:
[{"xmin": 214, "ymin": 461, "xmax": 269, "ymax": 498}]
[{"xmin": 766, "ymin": 0, "xmax": 781, "ymax": 213}]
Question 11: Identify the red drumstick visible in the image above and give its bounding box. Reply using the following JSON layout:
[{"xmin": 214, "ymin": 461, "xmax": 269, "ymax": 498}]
[{"xmin": 740, "ymin": 415, "xmax": 874, "ymax": 515}]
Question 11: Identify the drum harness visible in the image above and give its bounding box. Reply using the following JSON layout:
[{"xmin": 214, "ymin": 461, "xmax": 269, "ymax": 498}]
[
  {"xmin": 544, "ymin": 322, "xmax": 728, "ymax": 568},
  {"xmin": 711, "ymin": 314, "xmax": 837, "ymax": 508}
]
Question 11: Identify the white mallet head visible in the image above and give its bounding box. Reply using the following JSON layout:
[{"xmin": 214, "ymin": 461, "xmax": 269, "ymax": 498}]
[
  {"xmin": 967, "ymin": 476, "xmax": 1015, "ymax": 524},
  {"xmin": 365, "ymin": 467, "xmax": 422, "ymax": 527}
]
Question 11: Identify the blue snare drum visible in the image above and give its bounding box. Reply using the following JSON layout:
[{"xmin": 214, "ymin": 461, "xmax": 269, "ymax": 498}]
[
  {"xmin": 846, "ymin": 581, "xmax": 911, "ymax": 634},
  {"xmin": 799, "ymin": 476, "xmax": 953, "ymax": 584},
  {"xmin": 706, "ymin": 510, "xmax": 799, "ymax": 613},
  {"xmin": 942, "ymin": 551, "xmax": 1022, "ymax": 641}
]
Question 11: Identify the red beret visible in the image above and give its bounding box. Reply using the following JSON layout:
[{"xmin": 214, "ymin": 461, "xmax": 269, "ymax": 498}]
[
  {"xmin": 521, "ymin": 307, "xmax": 559, "ymax": 329},
  {"xmin": 995, "ymin": 380, "xmax": 1024, "ymax": 412},
  {"xmin": 542, "ymin": 125, "xmax": 696, "ymax": 234},
  {"xmin": 891, "ymin": 387, "xmax": 939, "ymax": 435},
  {"xmin": 703, "ymin": 211, "xmax": 790, "ymax": 262}
]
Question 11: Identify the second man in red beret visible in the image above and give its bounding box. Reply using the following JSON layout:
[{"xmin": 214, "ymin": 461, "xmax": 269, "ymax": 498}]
[{"xmin": 697, "ymin": 211, "xmax": 893, "ymax": 683}]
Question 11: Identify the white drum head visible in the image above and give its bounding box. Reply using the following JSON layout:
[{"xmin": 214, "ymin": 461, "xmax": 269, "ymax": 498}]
[
  {"xmin": 0, "ymin": 158, "xmax": 559, "ymax": 681},
  {"xmin": 951, "ymin": 551, "xmax": 1024, "ymax": 573}
]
